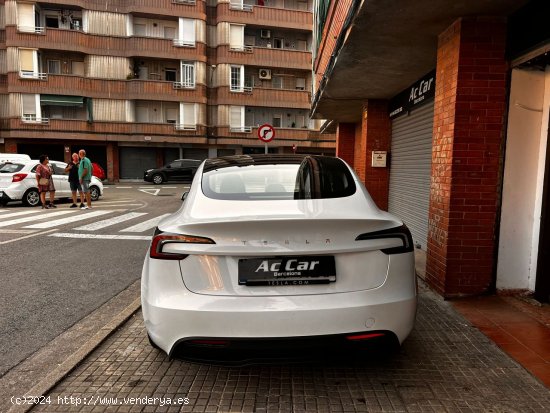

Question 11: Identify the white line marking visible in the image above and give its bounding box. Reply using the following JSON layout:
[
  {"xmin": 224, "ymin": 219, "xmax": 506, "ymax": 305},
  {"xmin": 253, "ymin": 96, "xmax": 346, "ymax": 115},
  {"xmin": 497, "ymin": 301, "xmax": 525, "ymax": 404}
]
[
  {"xmin": 0, "ymin": 229, "xmax": 58, "ymax": 245},
  {"xmin": 161, "ymin": 186, "xmax": 177, "ymax": 189},
  {"xmin": 50, "ymin": 233, "xmax": 151, "ymax": 241},
  {"xmin": 120, "ymin": 213, "xmax": 171, "ymax": 233},
  {"xmin": 95, "ymin": 200, "xmax": 137, "ymax": 204},
  {"xmin": 0, "ymin": 229, "xmax": 36, "ymax": 234},
  {"xmin": 24, "ymin": 210, "xmax": 116, "ymax": 229},
  {"xmin": 115, "ymin": 186, "xmax": 132, "ymax": 189},
  {"xmin": 0, "ymin": 210, "xmax": 74, "ymax": 228},
  {"xmin": 74, "ymin": 212, "xmax": 148, "ymax": 231},
  {"xmin": 92, "ymin": 203, "xmax": 142, "ymax": 207},
  {"xmin": 139, "ymin": 189, "xmax": 160, "ymax": 196},
  {"xmin": 0, "ymin": 209, "xmax": 44, "ymax": 219}
]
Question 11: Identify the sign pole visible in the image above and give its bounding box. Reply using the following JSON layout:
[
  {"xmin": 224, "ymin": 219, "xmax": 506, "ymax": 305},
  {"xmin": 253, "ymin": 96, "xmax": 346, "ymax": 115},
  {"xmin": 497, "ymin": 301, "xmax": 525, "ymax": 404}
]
[{"xmin": 265, "ymin": 143, "xmax": 268, "ymax": 154}]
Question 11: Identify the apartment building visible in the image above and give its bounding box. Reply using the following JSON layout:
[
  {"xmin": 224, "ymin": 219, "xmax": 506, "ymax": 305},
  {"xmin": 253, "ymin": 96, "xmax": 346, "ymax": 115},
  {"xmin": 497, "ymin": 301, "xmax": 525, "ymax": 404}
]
[{"xmin": 0, "ymin": 0, "xmax": 335, "ymax": 181}]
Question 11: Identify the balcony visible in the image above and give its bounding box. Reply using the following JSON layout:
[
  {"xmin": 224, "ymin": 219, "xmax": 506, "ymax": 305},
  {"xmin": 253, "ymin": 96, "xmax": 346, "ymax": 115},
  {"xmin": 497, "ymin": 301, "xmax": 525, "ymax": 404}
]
[
  {"xmin": 2, "ymin": 118, "xmax": 208, "ymax": 143},
  {"xmin": 19, "ymin": 71, "xmax": 48, "ymax": 80},
  {"xmin": 214, "ymin": 127, "xmax": 335, "ymax": 148},
  {"xmin": 29, "ymin": 0, "xmax": 206, "ymax": 18},
  {"xmin": 215, "ymin": 45, "xmax": 310, "ymax": 70},
  {"xmin": 217, "ymin": 3, "xmax": 312, "ymax": 30},
  {"xmin": 213, "ymin": 86, "xmax": 310, "ymax": 108},
  {"xmin": 5, "ymin": 26, "xmax": 207, "ymax": 61},
  {"xmin": 6, "ymin": 73, "xmax": 207, "ymax": 103}
]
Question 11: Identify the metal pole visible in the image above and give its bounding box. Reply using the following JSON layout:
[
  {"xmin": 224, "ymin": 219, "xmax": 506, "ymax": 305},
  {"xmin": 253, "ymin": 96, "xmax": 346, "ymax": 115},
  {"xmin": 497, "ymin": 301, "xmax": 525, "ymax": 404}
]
[{"xmin": 265, "ymin": 143, "xmax": 268, "ymax": 154}]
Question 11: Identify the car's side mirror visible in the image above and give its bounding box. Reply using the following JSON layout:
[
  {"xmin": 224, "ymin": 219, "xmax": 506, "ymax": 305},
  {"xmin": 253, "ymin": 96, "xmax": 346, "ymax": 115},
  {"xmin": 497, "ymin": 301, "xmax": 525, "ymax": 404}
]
[{"xmin": 181, "ymin": 191, "xmax": 189, "ymax": 201}]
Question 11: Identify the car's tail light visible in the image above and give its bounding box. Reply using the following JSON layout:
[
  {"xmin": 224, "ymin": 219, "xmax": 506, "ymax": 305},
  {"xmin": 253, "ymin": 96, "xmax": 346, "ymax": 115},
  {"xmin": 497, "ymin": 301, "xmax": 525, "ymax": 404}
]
[
  {"xmin": 345, "ymin": 332, "xmax": 386, "ymax": 341},
  {"xmin": 12, "ymin": 173, "xmax": 27, "ymax": 183},
  {"xmin": 150, "ymin": 230, "xmax": 215, "ymax": 260},
  {"xmin": 355, "ymin": 224, "xmax": 414, "ymax": 254}
]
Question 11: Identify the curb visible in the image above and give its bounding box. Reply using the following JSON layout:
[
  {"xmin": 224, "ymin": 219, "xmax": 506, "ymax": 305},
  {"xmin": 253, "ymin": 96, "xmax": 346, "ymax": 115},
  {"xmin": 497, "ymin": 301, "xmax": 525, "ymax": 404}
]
[{"xmin": 7, "ymin": 298, "xmax": 141, "ymax": 413}]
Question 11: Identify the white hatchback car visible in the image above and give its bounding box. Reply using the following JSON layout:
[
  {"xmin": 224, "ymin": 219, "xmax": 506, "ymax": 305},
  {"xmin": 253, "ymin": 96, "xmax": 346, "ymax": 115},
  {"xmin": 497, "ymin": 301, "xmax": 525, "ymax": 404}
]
[
  {"xmin": 0, "ymin": 160, "xmax": 103, "ymax": 206},
  {"xmin": 142, "ymin": 155, "xmax": 416, "ymax": 359}
]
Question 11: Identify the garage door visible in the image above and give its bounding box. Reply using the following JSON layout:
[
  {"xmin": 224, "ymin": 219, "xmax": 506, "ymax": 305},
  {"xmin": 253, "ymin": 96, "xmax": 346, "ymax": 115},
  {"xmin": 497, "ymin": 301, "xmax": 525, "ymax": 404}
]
[
  {"xmin": 119, "ymin": 147, "xmax": 157, "ymax": 179},
  {"xmin": 388, "ymin": 101, "xmax": 434, "ymax": 251},
  {"xmin": 183, "ymin": 149, "xmax": 208, "ymax": 160}
]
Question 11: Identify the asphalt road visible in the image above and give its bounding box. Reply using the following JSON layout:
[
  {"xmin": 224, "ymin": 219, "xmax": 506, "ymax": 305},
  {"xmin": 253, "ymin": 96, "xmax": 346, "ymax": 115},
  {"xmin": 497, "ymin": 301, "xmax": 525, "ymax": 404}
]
[{"xmin": 0, "ymin": 182, "xmax": 189, "ymax": 377}]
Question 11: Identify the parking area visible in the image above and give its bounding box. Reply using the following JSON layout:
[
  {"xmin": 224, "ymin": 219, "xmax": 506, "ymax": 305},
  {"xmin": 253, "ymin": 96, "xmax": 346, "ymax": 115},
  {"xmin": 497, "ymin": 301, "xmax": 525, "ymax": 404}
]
[{"xmin": 30, "ymin": 285, "xmax": 550, "ymax": 413}]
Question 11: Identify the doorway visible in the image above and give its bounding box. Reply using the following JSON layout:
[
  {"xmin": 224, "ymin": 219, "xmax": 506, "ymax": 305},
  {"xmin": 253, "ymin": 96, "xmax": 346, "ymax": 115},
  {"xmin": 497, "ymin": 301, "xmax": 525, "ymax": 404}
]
[{"xmin": 535, "ymin": 125, "xmax": 550, "ymax": 302}]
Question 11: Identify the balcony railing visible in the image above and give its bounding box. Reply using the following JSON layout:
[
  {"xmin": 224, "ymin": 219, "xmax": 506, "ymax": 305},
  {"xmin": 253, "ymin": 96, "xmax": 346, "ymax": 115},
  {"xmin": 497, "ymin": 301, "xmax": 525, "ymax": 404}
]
[
  {"xmin": 17, "ymin": 26, "xmax": 45, "ymax": 34},
  {"xmin": 230, "ymin": 86, "xmax": 253, "ymax": 93},
  {"xmin": 229, "ymin": 2, "xmax": 253, "ymax": 12},
  {"xmin": 175, "ymin": 123, "xmax": 197, "ymax": 131},
  {"xmin": 173, "ymin": 81, "xmax": 196, "ymax": 89},
  {"xmin": 230, "ymin": 126, "xmax": 252, "ymax": 133},
  {"xmin": 229, "ymin": 45, "xmax": 253, "ymax": 53},
  {"xmin": 173, "ymin": 0, "xmax": 196, "ymax": 4},
  {"xmin": 21, "ymin": 115, "xmax": 49, "ymax": 124},
  {"xmin": 19, "ymin": 71, "xmax": 48, "ymax": 80},
  {"xmin": 173, "ymin": 39, "xmax": 196, "ymax": 48}
]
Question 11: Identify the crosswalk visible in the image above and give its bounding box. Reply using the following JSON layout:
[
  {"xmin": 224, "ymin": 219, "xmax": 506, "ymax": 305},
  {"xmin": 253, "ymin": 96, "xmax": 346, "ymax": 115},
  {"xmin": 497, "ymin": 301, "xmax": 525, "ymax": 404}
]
[{"xmin": 0, "ymin": 207, "xmax": 175, "ymax": 241}]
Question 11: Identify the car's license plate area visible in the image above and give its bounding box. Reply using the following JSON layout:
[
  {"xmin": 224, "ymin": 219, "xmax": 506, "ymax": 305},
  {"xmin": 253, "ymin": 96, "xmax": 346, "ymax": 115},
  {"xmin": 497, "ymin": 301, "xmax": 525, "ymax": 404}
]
[{"xmin": 238, "ymin": 256, "xmax": 336, "ymax": 286}]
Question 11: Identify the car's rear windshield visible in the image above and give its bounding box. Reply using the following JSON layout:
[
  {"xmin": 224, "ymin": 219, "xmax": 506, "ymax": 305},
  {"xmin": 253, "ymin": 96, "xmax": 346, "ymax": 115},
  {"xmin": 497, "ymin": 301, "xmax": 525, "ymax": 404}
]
[
  {"xmin": 0, "ymin": 163, "xmax": 24, "ymax": 173},
  {"xmin": 202, "ymin": 156, "xmax": 356, "ymax": 200}
]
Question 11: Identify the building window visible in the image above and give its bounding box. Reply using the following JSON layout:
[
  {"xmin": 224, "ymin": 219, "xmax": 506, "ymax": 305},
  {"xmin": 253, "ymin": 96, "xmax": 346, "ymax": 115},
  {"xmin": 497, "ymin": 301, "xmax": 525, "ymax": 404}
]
[
  {"xmin": 165, "ymin": 69, "xmax": 177, "ymax": 82},
  {"xmin": 45, "ymin": 16, "xmax": 59, "ymax": 28},
  {"xmin": 180, "ymin": 61, "xmax": 195, "ymax": 88},
  {"xmin": 47, "ymin": 60, "xmax": 61, "ymax": 74},
  {"xmin": 272, "ymin": 115, "xmax": 282, "ymax": 128},
  {"xmin": 230, "ymin": 105, "xmax": 245, "ymax": 131},
  {"xmin": 178, "ymin": 103, "xmax": 196, "ymax": 130},
  {"xmin": 272, "ymin": 76, "xmax": 283, "ymax": 89},
  {"xmin": 274, "ymin": 38, "xmax": 283, "ymax": 49},
  {"xmin": 229, "ymin": 24, "xmax": 245, "ymax": 50},
  {"xmin": 296, "ymin": 77, "xmax": 305, "ymax": 90},
  {"xmin": 230, "ymin": 65, "xmax": 244, "ymax": 92}
]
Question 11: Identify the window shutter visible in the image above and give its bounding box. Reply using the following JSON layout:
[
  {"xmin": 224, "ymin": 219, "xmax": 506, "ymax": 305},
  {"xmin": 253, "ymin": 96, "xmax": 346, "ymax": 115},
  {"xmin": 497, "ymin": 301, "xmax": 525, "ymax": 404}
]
[
  {"xmin": 17, "ymin": 3, "xmax": 35, "ymax": 31},
  {"xmin": 230, "ymin": 106, "xmax": 243, "ymax": 127},
  {"xmin": 22, "ymin": 94, "xmax": 37, "ymax": 115},
  {"xmin": 180, "ymin": 18, "xmax": 195, "ymax": 44},
  {"xmin": 182, "ymin": 103, "xmax": 196, "ymax": 126},
  {"xmin": 229, "ymin": 24, "xmax": 244, "ymax": 49},
  {"xmin": 19, "ymin": 49, "xmax": 34, "ymax": 72}
]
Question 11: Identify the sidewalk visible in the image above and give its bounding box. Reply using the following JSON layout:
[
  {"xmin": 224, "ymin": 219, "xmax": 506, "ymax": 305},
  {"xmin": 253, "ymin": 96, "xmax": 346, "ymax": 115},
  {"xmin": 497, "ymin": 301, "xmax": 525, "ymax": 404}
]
[
  {"xmin": 27, "ymin": 285, "xmax": 549, "ymax": 413},
  {"xmin": 452, "ymin": 294, "xmax": 550, "ymax": 388}
]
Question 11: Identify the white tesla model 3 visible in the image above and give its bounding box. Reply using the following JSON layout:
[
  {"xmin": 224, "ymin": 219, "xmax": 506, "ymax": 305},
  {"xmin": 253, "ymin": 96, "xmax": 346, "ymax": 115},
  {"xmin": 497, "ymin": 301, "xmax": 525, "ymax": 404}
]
[{"xmin": 142, "ymin": 155, "xmax": 416, "ymax": 358}]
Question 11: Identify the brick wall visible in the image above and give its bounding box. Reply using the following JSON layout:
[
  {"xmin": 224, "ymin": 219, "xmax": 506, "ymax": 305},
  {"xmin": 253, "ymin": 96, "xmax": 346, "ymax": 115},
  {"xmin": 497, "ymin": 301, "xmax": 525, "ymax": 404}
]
[
  {"xmin": 313, "ymin": 0, "xmax": 353, "ymax": 93},
  {"xmin": 336, "ymin": 122, "xmax": 355, "ymax": 167},
  {"xmin": 426, "ymin": 17, "xmax": 507, "ymax": 297},
  {"xmin": 353, "ymin": 100, "xmax": 391, "ymax": 211}
]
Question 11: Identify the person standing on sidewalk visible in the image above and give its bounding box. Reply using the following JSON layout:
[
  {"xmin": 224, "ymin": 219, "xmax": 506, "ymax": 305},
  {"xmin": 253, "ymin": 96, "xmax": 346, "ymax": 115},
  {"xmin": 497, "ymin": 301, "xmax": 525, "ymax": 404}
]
[
  {"xmin": 36, "ymin": 154, "xmax": 56, "ymax": 209},
  {"xmin": 78, "ymin": 149, "xmax": 93, "ymax": 209},
  {"xmin": 65, "ymin": 152, "xmax": 84, "ymax": 208}
]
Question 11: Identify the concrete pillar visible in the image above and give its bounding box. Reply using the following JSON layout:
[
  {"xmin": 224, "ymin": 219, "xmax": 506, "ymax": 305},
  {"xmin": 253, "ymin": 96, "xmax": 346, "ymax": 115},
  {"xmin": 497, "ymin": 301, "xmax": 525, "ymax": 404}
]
[
  {"xmin": 426, "ymin": 17, "xmax": 507, "ymax": 297},
  {"xmin": 353, "ymin": 100, "xmax": 391, "ymax": 211}
]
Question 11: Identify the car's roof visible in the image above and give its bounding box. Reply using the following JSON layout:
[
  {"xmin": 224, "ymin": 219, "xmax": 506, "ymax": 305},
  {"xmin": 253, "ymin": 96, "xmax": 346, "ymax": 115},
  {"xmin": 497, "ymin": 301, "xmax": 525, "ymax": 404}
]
[{"xmin": 203, "ymin": 154, "xmax": 331, "ymax": 172}]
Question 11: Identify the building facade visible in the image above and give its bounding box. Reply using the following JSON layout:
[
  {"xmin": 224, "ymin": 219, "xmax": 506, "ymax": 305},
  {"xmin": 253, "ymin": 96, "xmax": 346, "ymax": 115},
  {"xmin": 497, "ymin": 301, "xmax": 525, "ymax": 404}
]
[
  {"xmin": 313, "ymin": 0, "xmax": 550, "ymax": 301},
  {"xmin": 0, "ymin": 0, "xmax": 335, "ymax": 180}
]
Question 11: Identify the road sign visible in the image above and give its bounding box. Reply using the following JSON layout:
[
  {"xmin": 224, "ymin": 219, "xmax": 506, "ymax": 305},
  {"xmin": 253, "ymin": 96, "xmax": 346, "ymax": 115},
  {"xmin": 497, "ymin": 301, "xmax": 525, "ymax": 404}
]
[{"xmin": 258, "ymin": 124, "xmax": 275, "ymax": 143}]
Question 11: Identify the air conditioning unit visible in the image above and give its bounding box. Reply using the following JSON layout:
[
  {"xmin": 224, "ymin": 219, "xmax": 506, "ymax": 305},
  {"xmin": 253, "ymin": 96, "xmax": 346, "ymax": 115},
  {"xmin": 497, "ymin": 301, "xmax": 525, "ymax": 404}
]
[
  {"xmin": 260, "ymin": 29, "xmax": 271, "ymax": 39},
  {"xmin": 259, "ymin": 68, "xmax": 271, "ymax": 80}
]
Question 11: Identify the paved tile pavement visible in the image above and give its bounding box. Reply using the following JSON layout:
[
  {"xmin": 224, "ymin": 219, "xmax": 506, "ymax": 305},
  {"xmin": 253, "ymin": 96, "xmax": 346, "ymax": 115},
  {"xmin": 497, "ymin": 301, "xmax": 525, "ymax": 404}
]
[{"xmin": 32, "ymin": 288, "xmax": 550, "ymax": 413}]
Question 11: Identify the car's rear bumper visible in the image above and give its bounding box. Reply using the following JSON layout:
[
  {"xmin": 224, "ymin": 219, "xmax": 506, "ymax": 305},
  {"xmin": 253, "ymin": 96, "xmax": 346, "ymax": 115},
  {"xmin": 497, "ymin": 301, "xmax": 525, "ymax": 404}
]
[
  {"xmin": 141, "ymin": 256, "xmax": 417, "ymax": 355},
  {"xmin": 0, "ymin": 187, "xmax": 24, "ymax": 203}
]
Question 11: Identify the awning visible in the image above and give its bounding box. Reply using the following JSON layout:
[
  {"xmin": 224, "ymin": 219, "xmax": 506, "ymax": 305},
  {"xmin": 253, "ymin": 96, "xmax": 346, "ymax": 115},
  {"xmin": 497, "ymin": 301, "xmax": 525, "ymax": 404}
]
[{"xmin": 40, "ymin": 95, "xmax": 84, "ymax": 106}]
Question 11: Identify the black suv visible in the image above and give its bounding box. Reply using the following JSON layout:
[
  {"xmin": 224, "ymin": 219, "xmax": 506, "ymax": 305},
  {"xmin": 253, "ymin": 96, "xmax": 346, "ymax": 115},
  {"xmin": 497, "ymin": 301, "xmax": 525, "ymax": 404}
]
[{"xmin": 144, "ymin": 159, "xmax": 202, "ymax": 184}]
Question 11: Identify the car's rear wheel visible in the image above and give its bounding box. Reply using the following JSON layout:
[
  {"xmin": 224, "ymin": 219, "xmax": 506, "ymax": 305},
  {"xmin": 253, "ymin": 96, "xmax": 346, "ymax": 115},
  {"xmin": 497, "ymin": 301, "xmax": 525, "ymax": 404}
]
[
  {"xmin": 23, "ymin": 189, "xmax": 40, "ymax": 207},
  {"xmin": 90, "ymin": 186, "xmax": 100, "ymax": 201},
  {"xmin": 152, "ymin": 174, "xmax": 164, "ymax": 185}
]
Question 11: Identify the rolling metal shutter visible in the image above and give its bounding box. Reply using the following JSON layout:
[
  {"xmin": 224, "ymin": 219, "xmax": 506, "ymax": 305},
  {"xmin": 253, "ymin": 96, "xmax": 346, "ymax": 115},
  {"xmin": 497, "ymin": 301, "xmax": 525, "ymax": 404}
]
[
  {"xmin": 388, "ymin": 101, "xmax": 434, "ymax": 251},
  {"xmin": 119, "ymin": 147, "xmax": 157, "ymax": 179}
]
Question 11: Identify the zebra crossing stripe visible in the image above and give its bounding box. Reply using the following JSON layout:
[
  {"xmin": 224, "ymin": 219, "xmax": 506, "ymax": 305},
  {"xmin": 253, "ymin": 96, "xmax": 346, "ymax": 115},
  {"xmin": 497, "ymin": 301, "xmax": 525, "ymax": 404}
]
[
  {"xmin": 120, "ymin": 213, "xmax": 171, "ymax": 233},
  {"xmin": 0, "ymin": 210, "xmax": 74, "ymax": 228},
  {"xmin": 50, "ymin": 233, "xmax": 151, "ymax": 241},
  {"xmin": 23, "ymin": 210, "xmax": 116, "ymax": 229},
  {"xmin": 0, "ymin": 209, "xmax": 44, "ymax": 220},
  {"xmin": 74, "ymin": 212, "xmax": 148, "ymax": 231}
]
